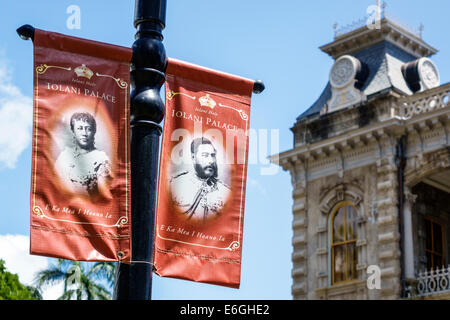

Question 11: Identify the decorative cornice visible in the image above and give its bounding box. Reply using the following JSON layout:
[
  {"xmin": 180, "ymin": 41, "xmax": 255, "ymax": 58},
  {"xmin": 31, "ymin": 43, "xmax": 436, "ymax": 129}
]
[
  {"xmin": 275, "ymin": 119, "xmax": 400, "ymax": 169},
  {"xmin": 274, "ymin": 83, "xmax": 450, "ymax": 175}
]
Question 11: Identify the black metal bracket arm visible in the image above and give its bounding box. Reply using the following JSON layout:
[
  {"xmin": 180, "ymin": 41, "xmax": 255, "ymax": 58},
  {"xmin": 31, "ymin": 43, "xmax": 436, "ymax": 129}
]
[
  {"xmin": 253, "ymin": 79, "xmax": 265, "ymax": 94},
  {"xmin": 16, "ymin": 24, "xmax": 265, "ymax": 95},
  {"xmin": 17, "ymin": 24, "xmax": 35, "ymax": 41}
]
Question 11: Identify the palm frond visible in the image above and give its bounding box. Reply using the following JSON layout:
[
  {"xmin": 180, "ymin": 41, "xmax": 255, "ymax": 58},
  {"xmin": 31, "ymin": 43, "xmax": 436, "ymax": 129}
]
[
  {"xmin": 34, "ymin": 259, "xmax": 114, "ymax": 300},
  {"xmin": 33, "ymin": 266, "xmax": 65, "ymax": 290},
  {"xmin": 57, "ymin": 289, "xmax": 76, "ymax": 300},
  {"xmin": 86, "ymin": 280, "xmax": 111, "ymax": 300},
  {"xmin": 89, "ymin": 262, "xmax": 116, "ymax": 285}
]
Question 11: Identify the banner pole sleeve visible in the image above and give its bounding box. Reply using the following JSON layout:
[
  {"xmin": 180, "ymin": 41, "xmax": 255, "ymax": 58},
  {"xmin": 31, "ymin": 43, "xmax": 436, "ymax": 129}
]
[{"xmin": 113, "ymin": 0, "xmax": 168, "ymax": 301}]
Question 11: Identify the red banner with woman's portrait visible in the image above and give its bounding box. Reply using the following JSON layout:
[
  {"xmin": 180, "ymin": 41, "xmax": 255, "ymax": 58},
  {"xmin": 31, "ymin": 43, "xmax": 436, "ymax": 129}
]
[
  {"xmin": 154, "ymin": 58, "xmax": 254, "ymax": 288},
  {"xmin": 30, "ymin": 29, "xmax": 132, "ymax": 263}
]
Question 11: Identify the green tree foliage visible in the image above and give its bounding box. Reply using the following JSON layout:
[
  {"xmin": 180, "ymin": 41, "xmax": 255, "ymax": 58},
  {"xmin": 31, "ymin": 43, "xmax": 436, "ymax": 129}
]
[
  {"xmin": 34, "ymin": 259, "xmax": 116, "ymax": 300},
  {"xmin": 0, "ymin": 259, "xmax": 39, "ymax": 300}
]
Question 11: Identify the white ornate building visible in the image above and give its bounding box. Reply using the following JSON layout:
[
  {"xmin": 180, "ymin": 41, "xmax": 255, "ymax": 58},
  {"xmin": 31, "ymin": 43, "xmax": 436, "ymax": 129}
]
[{"xmin": 275, "ymin": 10, "xmax": 449, "ymax": 300}]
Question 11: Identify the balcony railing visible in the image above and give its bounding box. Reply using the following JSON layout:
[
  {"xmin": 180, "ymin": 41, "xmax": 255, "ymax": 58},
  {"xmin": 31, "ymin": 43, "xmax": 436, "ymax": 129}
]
[
  {"xmin": 395, "ymin": 83, "xmax": 450, "ymax": 120},
  {"xmin": 406, "ymin": 266, "xmax": 450, "ymax": 298}
]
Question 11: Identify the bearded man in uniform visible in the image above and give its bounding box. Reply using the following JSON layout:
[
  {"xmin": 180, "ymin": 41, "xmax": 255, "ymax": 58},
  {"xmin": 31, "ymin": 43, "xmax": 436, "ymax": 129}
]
[
  {"xmin": 55, "ymin": 112, "xmax": 112, "ymax": 199},
  {"xmin": 170, "ymin": 137, "xmax": 230, "ymax": 222}
]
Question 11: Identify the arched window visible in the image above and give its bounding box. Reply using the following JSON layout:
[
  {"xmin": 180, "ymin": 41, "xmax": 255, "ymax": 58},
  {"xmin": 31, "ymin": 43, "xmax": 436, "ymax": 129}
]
[{"xmin": 331, "ymin": 202, "xmax": 358, "ymax": 285}]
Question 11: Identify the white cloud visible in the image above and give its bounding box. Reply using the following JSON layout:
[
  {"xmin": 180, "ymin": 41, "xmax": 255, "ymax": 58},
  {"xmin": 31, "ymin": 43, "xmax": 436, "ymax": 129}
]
[
  {"xmin": 0, "ymin": 56, "xmax": 32, "ymax": 169},
  {"xmin": 247, "ymin": 177, "xmax": 267, "ymax": 195},
  {"xmin": 0, "ymin": 234, "xmax": 63, "ymax": 300}
]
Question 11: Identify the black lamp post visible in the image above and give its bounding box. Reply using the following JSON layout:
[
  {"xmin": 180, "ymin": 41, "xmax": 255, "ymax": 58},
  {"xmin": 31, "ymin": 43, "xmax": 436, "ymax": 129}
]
[{"xmin": 113, "ymin": 0, "xmax": 168, "ymax": 300}]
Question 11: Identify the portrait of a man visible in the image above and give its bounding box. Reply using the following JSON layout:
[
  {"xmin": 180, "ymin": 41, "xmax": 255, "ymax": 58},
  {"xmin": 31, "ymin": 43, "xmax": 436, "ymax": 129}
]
[
  {"xmin": 55, "ymin": 112, "xmax": 112, "ymax": 199},
  {"xmin": 170, "ymin": 137, "xmax": 231, "ymax": 222}
]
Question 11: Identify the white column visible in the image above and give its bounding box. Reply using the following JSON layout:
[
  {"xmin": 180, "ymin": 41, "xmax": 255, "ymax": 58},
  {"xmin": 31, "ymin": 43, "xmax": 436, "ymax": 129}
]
[{"xmin": 403, "ymin": 188, "xmax": 417, "ymax": 280}]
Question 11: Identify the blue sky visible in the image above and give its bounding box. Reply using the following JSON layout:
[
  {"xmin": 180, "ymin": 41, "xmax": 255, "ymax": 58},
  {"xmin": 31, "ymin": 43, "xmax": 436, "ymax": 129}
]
[{"xmin": 0, "ymin": 1, "xmax": 448, "ymax": 300}]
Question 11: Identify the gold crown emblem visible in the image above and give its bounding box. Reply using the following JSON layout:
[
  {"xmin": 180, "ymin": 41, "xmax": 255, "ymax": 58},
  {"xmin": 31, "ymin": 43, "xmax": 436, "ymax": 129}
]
[
  {"xmin": 74, "ymin": 64, "xmax": 94, "ymax": 79},
  {"xmin": 198, "ymin": 94, "xmax": 216, "ymax": 109}
]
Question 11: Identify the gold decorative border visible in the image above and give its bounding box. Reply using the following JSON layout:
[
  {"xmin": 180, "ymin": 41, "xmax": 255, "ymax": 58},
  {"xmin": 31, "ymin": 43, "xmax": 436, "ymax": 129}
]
[
  {"xmin": 156, "ymin": 226, "xmax": 240, "ymax": 252},
  {"xmin": 36, "ymin": 64, "xmax": 72, "ymax": 75},
  {"xmin": 96, "ymin": 72, "xmax": 128, "ymax": 89},
  {"xmin": 166, "ymin": 90, "xmax": 196, "ymax": 100},
  {"xmin": 32, "ymin": 63, "xmax": 130, "ymax": 228},
  {"xmin": 166, "ymin": 90, "xmax": 248, "ymax": 121},
  {"xmin": 33, "ymin": 205, "xmax": 128, "ymax": 228},
  {"xmin": 218, "ymin": 102, "xmax": 249, "ymax": 121}
]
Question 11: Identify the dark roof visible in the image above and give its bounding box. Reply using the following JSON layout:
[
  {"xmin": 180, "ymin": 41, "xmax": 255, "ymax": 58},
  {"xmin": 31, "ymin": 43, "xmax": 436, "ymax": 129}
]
[
  {"xmin": 297, "ymin": 41, "xmax": 418, "ymax": 122},
  {"xmin": 297, "ymin": 83, "xmax": 331, "ymax": 120}
]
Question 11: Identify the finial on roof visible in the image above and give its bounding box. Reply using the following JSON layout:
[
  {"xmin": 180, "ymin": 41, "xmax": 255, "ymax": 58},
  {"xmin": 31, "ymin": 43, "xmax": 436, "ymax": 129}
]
[{"xmin": 333, "ymin": 22, "xmax": 339, "ymax": 37}]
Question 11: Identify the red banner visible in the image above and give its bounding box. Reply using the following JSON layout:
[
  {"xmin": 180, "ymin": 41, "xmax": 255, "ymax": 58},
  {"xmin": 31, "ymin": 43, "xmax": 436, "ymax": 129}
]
[
  {"xmin": 154, "ymin": 58, "xmax": 254, "ymax": 288},
  {"xmin": 30, "ymin": 29, "xmax": 132, "ymax": 263}
]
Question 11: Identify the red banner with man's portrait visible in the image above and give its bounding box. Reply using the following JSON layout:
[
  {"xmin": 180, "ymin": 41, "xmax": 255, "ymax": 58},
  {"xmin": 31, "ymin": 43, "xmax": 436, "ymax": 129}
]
[
  {"xmin": 154, "ymin": 58, "xmax": 254, "ymax": 288},
  {"xmin": 30, "ymin": 29, "xmax": 132, "ymax": 263}
]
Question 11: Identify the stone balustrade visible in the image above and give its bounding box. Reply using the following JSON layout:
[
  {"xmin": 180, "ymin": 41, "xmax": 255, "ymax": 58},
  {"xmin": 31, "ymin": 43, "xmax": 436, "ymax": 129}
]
[
  {"xmin": 406, "ymin": 266, "xmax": 450, "ymax": 298},
  {"xmin": 397, "ymin": 83, "xmax": 450, "ymax": 120}
]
